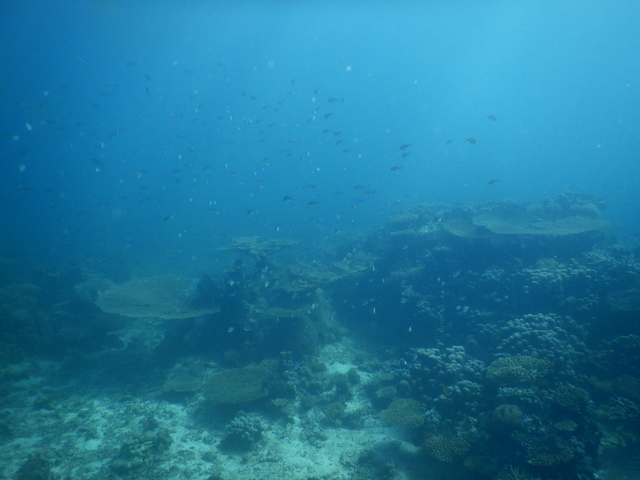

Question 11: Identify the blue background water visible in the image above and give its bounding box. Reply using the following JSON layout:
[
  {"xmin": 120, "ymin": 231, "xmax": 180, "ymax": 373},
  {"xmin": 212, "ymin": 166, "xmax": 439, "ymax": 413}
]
[{"xmin": 2, "ymin": 0, "xmax": 639, "ymax": 269}]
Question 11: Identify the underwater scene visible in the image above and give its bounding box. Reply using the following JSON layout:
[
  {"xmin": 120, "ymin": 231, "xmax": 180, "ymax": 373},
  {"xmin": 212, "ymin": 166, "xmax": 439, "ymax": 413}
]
[{"xmin": 1, "ymin": 1, "xmax": 640, "ymax": 479}]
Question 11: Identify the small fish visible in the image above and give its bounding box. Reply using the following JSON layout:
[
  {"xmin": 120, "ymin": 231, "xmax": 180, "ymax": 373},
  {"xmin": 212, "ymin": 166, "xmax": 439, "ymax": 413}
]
[
  {"xmin": 488, "ymin": 179, "xmax": 499, "ymax": 185},
  {"xmin": 390, "ymin": 166, "xmax": 404, "ymax": 172},
  {"xmin": 308, "ymin": 201, "xmax": 321, "ymax": 206},
  {"xmin": 465, "ymin": 137, "xmax": 478, "ymax": 144},
  {"xmin": 446, "ymin": 139, "xmax": 453, "ymax": 145},
  {"xmin": 401, "ymin": 152, "xmax": 412, "ymax": 158},
  {"xmin": 486, "ymin": 115, "xmax": 497, "ymax": 122},
  {"xmin": 364, "ymin": 189, "xmax": 376, "ymax": 195},
  {"xmin": 303, "ymin": 184, "xmax": 317, "ymax": 190},
  {"xmin": 247, "ymin": 209, "xmax": 256, "ymax": 216},
  {"xmin": 324, "ymin": 113, "xmax": 333, "ymax": 119},
  {"xmin": 400, "ymin": 143, "xmax": 412, "ymax": 150},
  {"xmin": 283, "ymin": 196, "xmax": 294, "ymax": 202},
  {"xmin": 164, "ymin": 215, "xmax": 175, "ymax": 222},
  {"xmin": 432, "ymin": 215, "xmax": 443, "ymax": 223}
]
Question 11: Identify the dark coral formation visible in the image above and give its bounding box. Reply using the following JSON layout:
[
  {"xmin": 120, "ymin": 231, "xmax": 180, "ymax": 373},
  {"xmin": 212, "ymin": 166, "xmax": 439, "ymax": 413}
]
[{"xmin": 2, "ymin": 193, "xmax": 639, "ymax": 479}]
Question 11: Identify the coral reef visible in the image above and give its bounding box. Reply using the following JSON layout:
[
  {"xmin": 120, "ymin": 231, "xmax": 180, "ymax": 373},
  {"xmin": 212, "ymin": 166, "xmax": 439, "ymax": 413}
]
[
  {"xmin": 476, "ymin": 313, "xmax": 588, "ymax": 383},
  {"xmin": 3, "ymin": 193, "xmax": 639, "ymax": 480},
  {"xmin": 399, "ymin": 346, "xmax": 485, "ymax": 420}
]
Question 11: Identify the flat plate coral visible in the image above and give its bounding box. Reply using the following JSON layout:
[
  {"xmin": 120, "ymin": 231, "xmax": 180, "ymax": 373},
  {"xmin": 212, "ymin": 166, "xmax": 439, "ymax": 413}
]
[
  {"xmin": 472, "ymin": 213, "xmax": 613, "ymax": 235},
  {"xmin": 95, "ymin": 275, "xmax": 220, "ymax": 319}
]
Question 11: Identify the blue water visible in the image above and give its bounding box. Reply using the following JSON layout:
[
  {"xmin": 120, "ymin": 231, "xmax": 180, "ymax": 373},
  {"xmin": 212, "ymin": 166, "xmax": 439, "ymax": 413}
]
[{"xmin": 1, "ymin": 0, "xmax": 639, "ymax": 264}]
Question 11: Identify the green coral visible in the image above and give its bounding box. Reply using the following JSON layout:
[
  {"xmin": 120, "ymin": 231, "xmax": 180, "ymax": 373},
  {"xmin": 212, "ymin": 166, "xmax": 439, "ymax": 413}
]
[
  {"xmin": 203, "ymin": 365, "xmax": 267, "ymax": 404},
  {"xmin": 380, "ymin": 398, "xmax": 425, "ymax": 429},
  {"xmin": 487, "ymin": 356, "xmax": 548, "ymax": 385}
]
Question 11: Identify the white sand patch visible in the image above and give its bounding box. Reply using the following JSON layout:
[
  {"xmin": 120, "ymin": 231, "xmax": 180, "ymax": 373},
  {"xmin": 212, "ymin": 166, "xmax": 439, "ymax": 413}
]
[{"xmin": 0, "ymin": 343, "xmax": 421, "ymax": 480}]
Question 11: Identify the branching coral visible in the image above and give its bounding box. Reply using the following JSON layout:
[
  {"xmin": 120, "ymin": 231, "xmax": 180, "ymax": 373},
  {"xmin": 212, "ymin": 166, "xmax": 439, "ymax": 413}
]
[{"xmin": 221, "ymin": 413, "xmax": 263, "ymax": 451}]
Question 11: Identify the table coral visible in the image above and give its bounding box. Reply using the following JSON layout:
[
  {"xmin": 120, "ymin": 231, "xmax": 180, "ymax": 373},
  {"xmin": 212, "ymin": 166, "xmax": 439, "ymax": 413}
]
[{"xmin": 203, "ymin": 365, "xmax": 267, "ymax": 404}]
